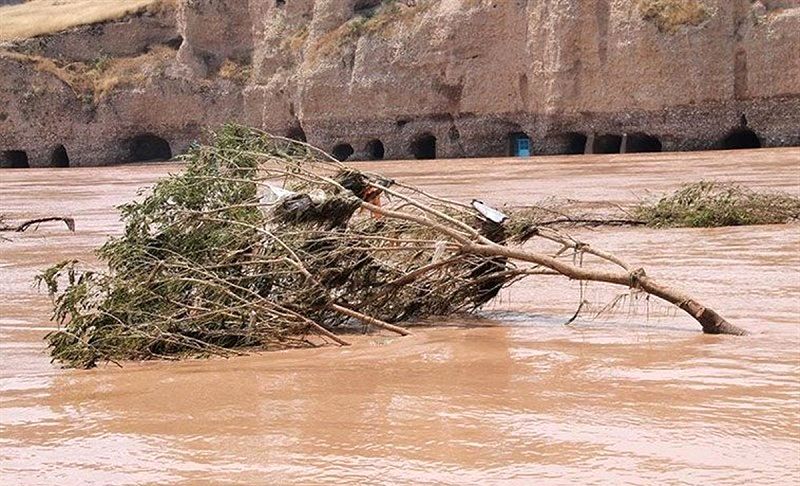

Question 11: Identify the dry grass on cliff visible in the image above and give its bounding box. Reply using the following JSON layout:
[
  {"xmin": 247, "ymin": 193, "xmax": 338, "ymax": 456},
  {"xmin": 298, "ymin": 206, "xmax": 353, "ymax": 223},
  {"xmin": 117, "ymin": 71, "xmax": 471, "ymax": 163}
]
[
  {"xmin": 309, "ymin": 0, "xmax": 434, "ymax": 61},
  {"xmin": 281, "ymin": 25, "xmax": 309, "ymax": 53},
  {"xmin": 90, "ymin": 47, "xmax": 174, "ymax": 98},
  {"xmin": 217, "ymin": 58, "xmax": 252, "ymax": 83},
  {"xmin": 2, "ymin": 46, "xmax": 174, "ymax": 102},
  {"xmin": 638, "ymin": 0, "xmax": 711, "ymax": 33},
  {"xmin": 0, "ymin": 0, "xmax": 170, "ymax": 41}
]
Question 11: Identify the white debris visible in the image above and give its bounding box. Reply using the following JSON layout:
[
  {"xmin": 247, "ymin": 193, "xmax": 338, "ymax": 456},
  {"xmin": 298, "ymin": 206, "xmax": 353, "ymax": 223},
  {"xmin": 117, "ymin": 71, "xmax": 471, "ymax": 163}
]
[
  {"xmin": 471, "ymin": 199, "xmax": 508, "ymax": 223},
  {"xmin": 260, "ymin": 184, "xmax": 297, "ymax": 205}
]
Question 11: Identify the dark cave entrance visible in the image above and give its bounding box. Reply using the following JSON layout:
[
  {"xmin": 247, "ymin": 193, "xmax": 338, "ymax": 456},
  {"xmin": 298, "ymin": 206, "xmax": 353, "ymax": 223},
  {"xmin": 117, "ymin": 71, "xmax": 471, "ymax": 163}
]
[
  {"xmin": 411, "ymin": 133, "xmax": 437, "ymax": 160},
  {"xmin": 721, "ymin": 128, "xmax": 761, "ymax": 150},
  {"xmin": 332, "ymin": 143, "xmax": 354, "ymax": 162},
  {"xmin": 128, "ymin": 134, "xmax": 172, "ymax": 162},
  {"xmin": 286, "ymin": 126, "xmax": 307, "ymax": 143},
  {"xmin": 564, "ymin": 133, "xmax": 588, "ymax": 155},
  {"xmin": 366, "ymin": 139, "xmax": 385, "ymax": 160},
  {"xmin": 50, "ymin": 145, "xmax": 70, "ymax": 167},
  {"xmin": 593, "ymin": 134, "xmax": 623, "ymax": 154},
  {"xmin": 165, "ymin": 35, "xmax": 184, "ymax": 50},
  {"xmin": 354, "ymin": 0, "xmax": 381, "ymax": 15},
  {"xmin": 625, "ymin": 133, "xmax": 662, "ymax": 153},
  {"xmin": 1, "ymin": 150, "xmax": 30, "ymax": 168}
]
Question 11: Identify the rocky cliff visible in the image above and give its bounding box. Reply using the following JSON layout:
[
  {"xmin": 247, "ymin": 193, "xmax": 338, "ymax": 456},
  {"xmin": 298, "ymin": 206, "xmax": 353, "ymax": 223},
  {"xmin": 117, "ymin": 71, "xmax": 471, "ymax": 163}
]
[{"xmin": 1, "ymin": 0, "xmax": 799, "ymax": 167}]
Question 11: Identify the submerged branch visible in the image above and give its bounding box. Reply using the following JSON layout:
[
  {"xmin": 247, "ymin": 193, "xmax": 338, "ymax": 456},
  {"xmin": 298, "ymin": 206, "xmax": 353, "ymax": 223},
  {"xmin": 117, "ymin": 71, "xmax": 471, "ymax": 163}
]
[
  {"xmin": 329, "ymin": 304, "xmax": 411, "ymax": 336},
  {"xmin": 0, "ymin": 216, "xmax": 75, "ymax": 233}
]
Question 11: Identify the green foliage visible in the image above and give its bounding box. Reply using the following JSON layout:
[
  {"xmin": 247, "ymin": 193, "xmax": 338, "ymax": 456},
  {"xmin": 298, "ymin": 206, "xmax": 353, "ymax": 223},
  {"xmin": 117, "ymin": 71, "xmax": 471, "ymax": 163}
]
[
  {"xmin": 40, "ymin": 124, "xmax": 509, "ymax": 368},
  {"xmin": 39, "ymin": 125, "xmax": 305, "ymax": 367},
  {"xmin": 91, "ymin": 55, "xmax": 111, "ymax": 72},
  {"xmin": 634, "ymin": 181, "xmax": 800, "ymax": 228}
]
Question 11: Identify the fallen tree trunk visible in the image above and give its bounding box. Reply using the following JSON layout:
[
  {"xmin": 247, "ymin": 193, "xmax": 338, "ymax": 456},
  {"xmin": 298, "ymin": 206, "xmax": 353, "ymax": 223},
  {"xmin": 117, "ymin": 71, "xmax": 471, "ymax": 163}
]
[
  {"xmin": 464, "ymin": 243, "xmax": 747, "ymax": 335},
  {"xmin": 357, "ymin": 197, "xmax": 747, "ymax": 336}
]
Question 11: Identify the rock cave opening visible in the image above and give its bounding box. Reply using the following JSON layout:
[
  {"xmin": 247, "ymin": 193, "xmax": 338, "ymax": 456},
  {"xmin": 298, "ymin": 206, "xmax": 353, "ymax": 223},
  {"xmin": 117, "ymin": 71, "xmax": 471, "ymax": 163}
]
[
  {"xmin": 164, "ymin": 36, "xmax": 184, "ymax": 50},
  {"xmin": 508, "ymin": 132, "xmax": 531, "ymax": 157},
  {"xmin": 565, "ymin": 133, "xmax": 588, "ymax": 154},
  {"xmin": 332, "ymin": 143, "xmax": 354, "ymax": 161},
  {"xmin": 286, "ymin": 126, "xmax": 307, "ymax": 143},
  {"xmin": 354, "ymin": 0, "xmax": 381, "ymax": 15},
  {"xmin": 625, "ymin": 133, "xmax": 662, "ymax": 153},
  {"xmin": 128, "ymin": 134, "xmax": 172, "ymax": 162},
  {"xmin": 721, "ymin": 128, "xmax": 761, "ymax": 150},
  {"xmin": 50, "ymin": 145, "xmax": 69, "ymax": 167},
  {"xmin": 593, "ymin": 134, "xmax": 623, "ymax": 154},
  {"xmin": 1, "ymin": 150, "xmax": 30, "ymax": 168},
  {"xmin": 411, "ymin": 133, "xmax": 437, "ymax": 160},
  {"xmin": 366, "ymin": 139, "xmax": 385, "ymax": 160}
]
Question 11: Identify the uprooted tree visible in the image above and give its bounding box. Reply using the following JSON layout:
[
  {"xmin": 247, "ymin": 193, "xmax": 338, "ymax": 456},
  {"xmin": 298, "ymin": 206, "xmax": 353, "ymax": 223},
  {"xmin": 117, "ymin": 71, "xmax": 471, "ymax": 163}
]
[{"xmin": 39, "ymin": 125, "xmax": 747, "ymax": 368}]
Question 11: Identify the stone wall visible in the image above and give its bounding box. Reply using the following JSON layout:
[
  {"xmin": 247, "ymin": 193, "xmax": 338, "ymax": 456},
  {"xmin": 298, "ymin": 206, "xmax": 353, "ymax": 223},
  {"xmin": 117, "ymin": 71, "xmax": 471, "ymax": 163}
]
[{"xmin": 1, "ymin": 0, "xmax": 798, "ymax": 167}]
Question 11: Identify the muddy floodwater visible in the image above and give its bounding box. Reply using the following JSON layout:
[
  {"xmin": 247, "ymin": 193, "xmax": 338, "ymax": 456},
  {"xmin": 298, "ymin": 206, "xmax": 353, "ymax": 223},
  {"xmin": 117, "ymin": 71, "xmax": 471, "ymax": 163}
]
[{"xmin": 1, "ymin": 149, "xmax": 799, "ymax": 485}]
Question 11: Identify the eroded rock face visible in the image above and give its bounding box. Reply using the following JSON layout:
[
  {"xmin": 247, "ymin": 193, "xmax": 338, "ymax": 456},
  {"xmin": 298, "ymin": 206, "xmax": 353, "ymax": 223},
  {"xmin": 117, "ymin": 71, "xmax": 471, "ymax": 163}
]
[
  {"xmin": 7, "ymin": 7, "xmax": 179, "ymax": 63},
  {"xmin": 1, "ymin": 0, "xmax": 798, "ymax": 167}
]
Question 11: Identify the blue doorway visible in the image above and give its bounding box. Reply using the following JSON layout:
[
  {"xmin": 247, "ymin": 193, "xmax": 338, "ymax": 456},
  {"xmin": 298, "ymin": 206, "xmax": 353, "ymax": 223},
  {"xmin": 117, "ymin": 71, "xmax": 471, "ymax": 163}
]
[{"xmin": 510, "ymin": 132, "xmax": 531, "ymax": 157}]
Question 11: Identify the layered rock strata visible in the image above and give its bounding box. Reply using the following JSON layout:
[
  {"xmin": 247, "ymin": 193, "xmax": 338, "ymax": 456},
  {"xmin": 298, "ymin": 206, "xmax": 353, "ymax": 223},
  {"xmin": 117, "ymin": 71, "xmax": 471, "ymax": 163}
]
[{"xmin": 1, "ymin": 0, "xmax": 798, "ymax": 167}]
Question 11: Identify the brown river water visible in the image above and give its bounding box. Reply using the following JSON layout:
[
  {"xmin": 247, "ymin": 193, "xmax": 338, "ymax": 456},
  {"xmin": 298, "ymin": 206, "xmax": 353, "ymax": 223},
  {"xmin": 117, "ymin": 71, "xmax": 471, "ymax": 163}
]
[{"xmin": 1, "ymin": 148, "xmax": 799, "ymax": 485}]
